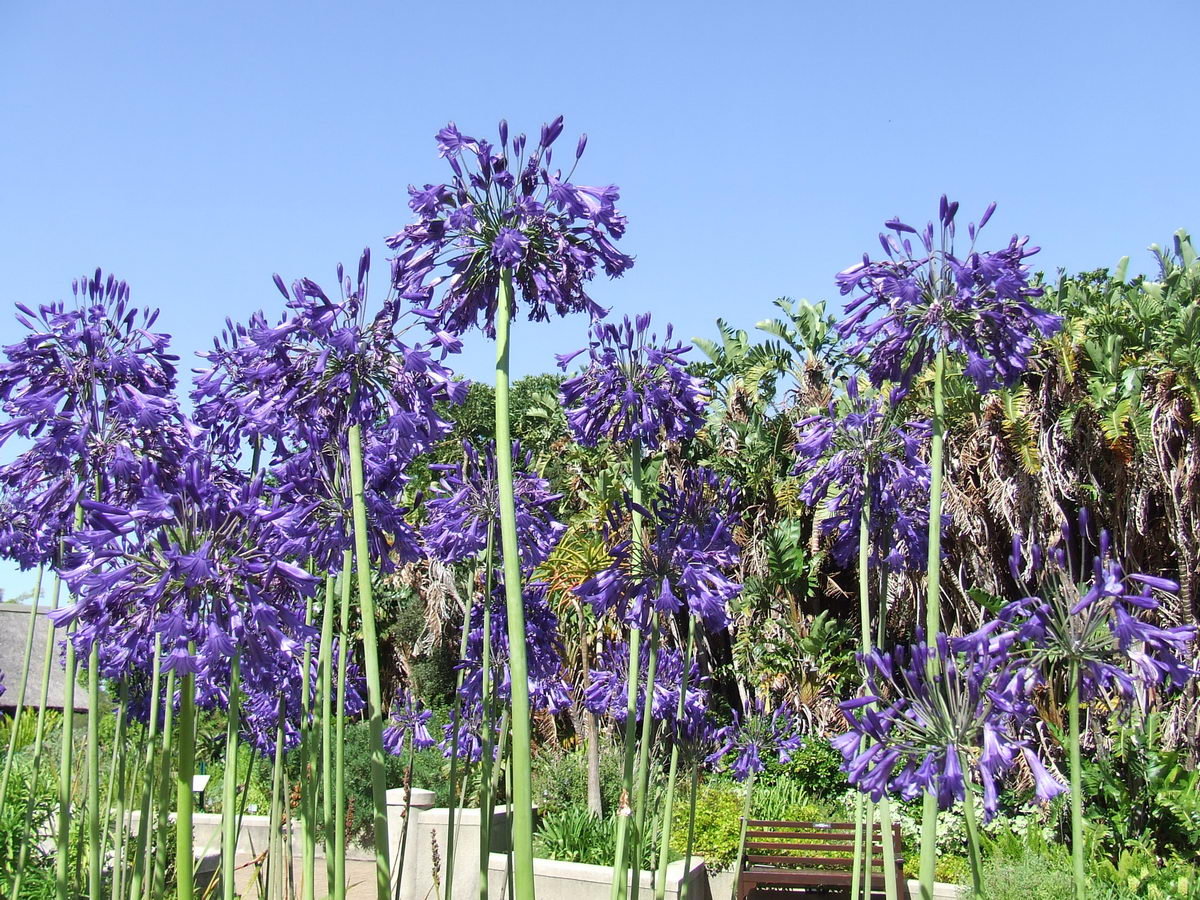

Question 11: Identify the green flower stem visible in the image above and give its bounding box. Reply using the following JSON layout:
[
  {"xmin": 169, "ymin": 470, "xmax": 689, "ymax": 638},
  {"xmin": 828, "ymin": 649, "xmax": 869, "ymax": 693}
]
[
  {"xmin": 151, "ymin": 667, "xmax": 178, "ymax": 899},
  {"xmin": 851, "ymin": 496, "xmax": 872, "ymax": 900},
  {"xmin": 479, "ymin": 526, "xmax": 497, "ymax": 900},
  {"xmin": 878, "ymin": 798, "xmax": 899, "ymax": 900},
  {"xmin": 443, "ymin": 558, "xmax": 477, "ymax": 900},
  {"xmin": 320, "ymin": 573, "xmax": 337, "ymax": 890},
  {"xmin": 55, "ymin": 624, "xmax": 78, "ymax": 900},
  {"xmin": 654, "ymin": 617, "xmax": 696, "ymax": 900},
  {"xmin": 267, "ymin": 703, "xmax": 286, "ymax": 900},
  {"xmin": 222, "ymin": 653, "xmax": 241, "ymax": 900},
  {"xmin": 729, "ymin": 773, "xmax": 756, "ymax": 900},
  {"xmin": 127, "ymin": 636, "xmax": 162, "ymax": 900},
  {"xmin": 109, "ymin": 683, "xmax": 131, "ymax": 900},
  {"xmin": 628, "ymin": 615, "xmax": 660, "ymax": 900},
  {"xmin": 0, "ymin": 563, "xmax": 44, "ymax": 815},
  {"xmin": 919, "ymin": 347, "xmax": 947, "ymax": 900},
  {"xmin": 680, "ymin": 762, "xmax": 700, "ymax": 900},
  {"xmin": 1069, "ymin": 664, "xmax": 1086, "ymax": 899},
  {"xmin": 392, "ymin": 732, "xmax": 416, "ymax": 900},
  {"xmin": 176, "ymin": 657, "xmax": 198, "ymax": 900},
  {"xmin": 87, "ymin": 642, "xmax": 102, "ymax": 900},
  {"xmin": 612, "ymin": 437, "xmax": 649, "ymax": 900},
  {"xmin": 10, "ymin": 571, "xmax": 61, "ymax": 899},
  {"xmin": 348, "ymin": 421, "xmax": 393, "ymax": 900},
  {"xmin": 300, "ymin": 591, "xmax": 317, "ymax": 900},
  {"xmin": 850, "ymin": 792, "xmax": 867, "ymax": 900},
  {"xmin": 959, "ymin": 753, "xmax": 983, "ymax": 897},
  {"xmin": 494, "ymin": 267, "xmax": 536, "ymax": 900},
  {"xmin": 335, "ymin": 549, "xmax": 353, "ymax": 900}
]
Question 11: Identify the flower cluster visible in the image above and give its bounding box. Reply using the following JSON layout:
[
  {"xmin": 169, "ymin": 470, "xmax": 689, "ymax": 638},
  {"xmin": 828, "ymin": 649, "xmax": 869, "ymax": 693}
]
[
  {"xmin": 575, "ymin": 468, "xmax": 741, "ymax": 631},
  {"xmin": 0, "ymin": 272, "xmax": 183, "ymax": 565},
  {"xmin": 193, "ymin": 251, "xmax": 466, "ymax": 571},
  {"xmin": 584, "ymin": 639, "xmax": 708, "ymax": 737},
  {"xmin": 835, "ymin": 196, "xmax": 1062, "ymax": 392},
  {"xmin": 558, "ymin": 314, "xmax": 708, "ymax": 449},
  {"xmin": 707, "ymin": 702, "xmax": 804, "ymax": 782},
  {"xmin": 834, "ymin": 631, "xmax": 1059, "ymax": 820},
  {"xmin": 423, "ymin": 441, "xmax": 564, "ymax": 576},
  {"xmin": 383, "ymin": 688, "xmax": 436, "ymax": 753},
  {"xmin": 794, "ymin": 381, "xmax": 937, "ymax": 570},
  {"xmin": 386, "ymin": 117, "xmax": 633, "ymax": 338},
  {"xmin": 1001, "ymin": 511, "xmax": 1196, "ymax": 704}
]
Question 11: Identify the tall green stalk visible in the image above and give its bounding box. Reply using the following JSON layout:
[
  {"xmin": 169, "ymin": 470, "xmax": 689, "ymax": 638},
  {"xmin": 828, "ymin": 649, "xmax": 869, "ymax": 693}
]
[
  {"xmin": 127, "ymin": 637, "xmax": 163, "ymax": 900},
  {"xmin": 680, "ymin": 763, "xmax": 699, "ymax": 900},
  {"xmin": 653, "ymin": 617, "xmax": 695, "ymax": 900},
  {"xmin": 628, "ymin": 616, "xmax": 660, "ymax": 900},
  {"xmin": 0, "ymin": 563, "xmax": 44, "ymax": 814},
  {"xmin": 110, "ymin": 683, "xmax": 131, "ymax": 900},
  {"xmin": 151, "ymin": 667, "xmax": 178, "ymax": 900},
  {"xmin": 55, "ymin": 625, "xmax": 79, "ymax": 900},
  {"xmin": 493, "ymin": 268, "xmax": 535, "ymax": 900},
  {"xmin": 334, "ymin": 550, "xmax": 354, "ymax": 900},
  {"xmin": 851, "ymin": 498, "xmax": 872, "ymax": 900},
  {"xmin": 918, "ymin": 348, "xmax": 947, "ymax": 900},
  {"xmin": 444, "ymin": 559, "xmax": 477, "ymax": 900},
  {"xmin": 479, "ymin": 527, "xmax": 497, "ymax": 900},
  {"xmin": 1068, "ymin": 665, "xmax": 1086, "ymax": 898},
  {"xmin": 959, "ymin": 754, "xmax": 983, "ymax": 896},
  {"xmin": 86, "ymin": 643, "xmax": 102, "ymax": 900},
  {"xmin": 221, "ymin": 653, "xmax": 241, "ymax": 900},
  {"xmin": 320, "ymin": 572, "xmax": 337, "ymax": 890},
  {"xmin": 176, "ymin": 663, "xmax": 198, "ymax": 900},
  {"xmin": 612, "ymin": 438, "xmax": 648, "ymax": 900},
  {"xmin": 266, "ymin": 705, "xmax": 287, "ymax": 900},
  {"xmin": 728, "ymin": 773, "xmax": 756, "ymax": 900},
  {"xmin": 300, "ymin": 592, "xmax": 317, "ymax": 900},
  {"xmin": 347, "ymin": 422, "xmax": 392, "ymax": 900},
  {"xmin": 11, "ymin": 573, "xmax": 64, "ymax": 899}
]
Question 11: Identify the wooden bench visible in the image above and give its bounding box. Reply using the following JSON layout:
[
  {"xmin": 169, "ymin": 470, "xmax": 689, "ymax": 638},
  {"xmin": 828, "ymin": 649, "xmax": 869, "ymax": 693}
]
[{"xmin": 735, "ymin": 819, "xmax": 909, "ymax": 899}]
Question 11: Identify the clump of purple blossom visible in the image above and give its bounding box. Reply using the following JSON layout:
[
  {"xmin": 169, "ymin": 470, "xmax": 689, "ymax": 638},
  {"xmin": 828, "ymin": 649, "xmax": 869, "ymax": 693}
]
[
  {"xmin": 387, "ymin": 117, "xmax": 633, "ymax": 338},
  {"xmin": 1001, "ymin": 510, "xmax": 1196, "ymax": 705},
  {"xmin": 794, "ymin": 380, "xmax": 938, "ymax": 571},
  {"xmin": 574, "ymin": 467, "xmax": 741, "ymax": 631},
  {"xmin": 584, "ymin": 639, "xmax": 708, "ymax": 738},
  {"xmin": 707, "ymin": 702, "xmax": 804, "ymax": 782},
  {"xmin": 383, "ymin": 688, "xmax": 436, "ymax": 753},
  {"xmin": 557, "ymin": 313, "xmax": 708, "ymax": 449},
  {"xmin": 833, "ymin": 630, "xmax": 1061, "ymax": 820},
  {"xmin": 423, "ymin": 440, "xmax": 564, "ymax": 576},
  {"xmin": 835, "ymin": 196, "xmax": 1062, "ymax": 392}
]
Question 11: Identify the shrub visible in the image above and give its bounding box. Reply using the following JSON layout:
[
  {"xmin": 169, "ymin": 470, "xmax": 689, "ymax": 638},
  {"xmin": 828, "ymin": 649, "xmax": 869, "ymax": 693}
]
[
  {"xmin": 669, "ymin": 779, "xmax": 744, "ymax": 872},
  {"xmin": 531, "ymin": 742, "xmax": 624, "ymax": 818},
  {"xmin": 0, "ymin": 763, "xmax": 59, "ymax": 899},
  {"xmin": 534, "ymin": 805, "xmax": 617, "ymax": 867},
  {"xmin": 766, "ymin": 736, "xmax": 847, "ymax": 802}
]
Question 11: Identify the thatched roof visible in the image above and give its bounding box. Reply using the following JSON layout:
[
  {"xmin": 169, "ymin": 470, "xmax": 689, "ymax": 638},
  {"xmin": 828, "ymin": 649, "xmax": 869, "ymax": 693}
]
[{"xmin": 0, "ymin": 602, "xmax": 89, "ymax": 712}]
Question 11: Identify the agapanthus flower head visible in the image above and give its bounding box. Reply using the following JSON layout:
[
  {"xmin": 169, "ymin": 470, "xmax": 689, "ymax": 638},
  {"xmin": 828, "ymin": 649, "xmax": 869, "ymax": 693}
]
[
  {"xmin": 574, "ymin": 467, "xmax": 741, "ymax": 631},
  {"xmin": 834, "ymin": 629, "xmax": 1054, "ymax": 819},
  {"xmin": 383, "ymin": 687, "xmax": 436, "ymax": 753},
  {"xmin": 835, "ymin": 197, "xmax": 1062, "ymax": 392},
  {"xmin": 584, "ymin": 639, "xmax": 708, "ymax": 738},
  {"xmin": 457, "ymin": 581, "xmax": 571, "ymax": 717},
  {"xmin": 1002, "ymin": 510, "xmax": 1196, "ymax": 705},
  {"xmin": 193, "ymin": 252, "xmax": 466, "ymax": 570},
  {"xmin": 387, "ymin": 116, "xmax": 633, "ymax": 338},
  {"xmin": 557, "ymin": 313, "xmax": 708, "ymax": 449},
  {"xmin": 423, "ymin": 440, "xmax": 564, "ymax": 576},
  {"xmin": 50, "ymin": 430, "xmax": 320, "ymax": 709},
  {"xmin": 794, "ymin": 381, "xmax": 939, "ymax": 571},
  {"xmin": 706, "ymin": 701, "xmax": 803, "ymax": 782},
  {"xmin": 0, "ymin": 273, "xmax": 185, "ymax": 560}
]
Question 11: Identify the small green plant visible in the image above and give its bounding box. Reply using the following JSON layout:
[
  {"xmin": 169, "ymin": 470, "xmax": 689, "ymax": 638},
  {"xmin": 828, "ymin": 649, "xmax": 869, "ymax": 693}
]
[
  {"xmin": 1090, "ymin": 840, "xmax": 1200, "ymax": 899},
  {"xmin": 669, "ymin": 779, "xmax": 744, "ymax": 872},
  {"xmin": 534, "ymin": 806, "xmax": 617, "ymax": 867}
]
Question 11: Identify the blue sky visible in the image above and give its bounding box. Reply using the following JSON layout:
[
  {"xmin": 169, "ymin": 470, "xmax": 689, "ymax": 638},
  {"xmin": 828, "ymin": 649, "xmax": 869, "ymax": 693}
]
[{"xmin": 0, "ymin": 0, "xmax": 1197, "ymax": 594}]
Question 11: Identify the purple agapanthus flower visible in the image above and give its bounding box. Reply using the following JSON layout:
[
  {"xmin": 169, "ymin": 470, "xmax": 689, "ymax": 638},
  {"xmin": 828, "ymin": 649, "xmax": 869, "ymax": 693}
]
[
  {"xmin": 1000, "ymin": 510, "xmax": 1196, "ymax": 705},
  {"xmin": 557, "ymin": 314, "xmax": 708, "ymax": 449},
  {"xmin": 0, "ymin": 272, "xmax": 184, "ymax": 564},
  {"xmin": 50, "ymin": 431, "xmax": 319, "ymax": 714},
  {"xmin": 584, "ymin": 639, "xmax": 709, "ymax": 738},
  {"xmin": 794, "ymin": 380, "xmax": 939, "ymax": 570},
  {"xmin": 836, "ymin": 197, "xmax": 1062, "ymax": 392},
  {"xmin": 707, "ymin": 702, "xmax": 804, "ymax": 782},
  {"xmin": 574, "ymin": 467, "xmax": 741, "ymax": 631},
  {"xmin": 386, "ymin": 117, "xmax": 633, "ymax": 338},
  {"xmin": 423, "ymin": 440, "xmax": 565, "ymax": 576},
  {"xmin": 193, "ymin": 251, "xmax": 466, "ymax": 572},
  {"xmin": 457, "ymin": 581, "xmax": 572, "ymax": 717},
  {"xmin": 383, "ymin": 687, "xmax": 436, "ymax": 753},
  {"xmin": 833, "ymin": 630, "xmax": 1058, "ymax": 820}
]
